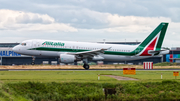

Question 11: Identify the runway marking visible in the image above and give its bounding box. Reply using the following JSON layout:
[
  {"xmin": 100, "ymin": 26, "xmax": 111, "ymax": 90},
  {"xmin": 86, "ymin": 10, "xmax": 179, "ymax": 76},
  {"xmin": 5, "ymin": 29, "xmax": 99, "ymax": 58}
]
[{"xmin": 103, "ymin": 75, "xmax": 138, "ymax": 80}]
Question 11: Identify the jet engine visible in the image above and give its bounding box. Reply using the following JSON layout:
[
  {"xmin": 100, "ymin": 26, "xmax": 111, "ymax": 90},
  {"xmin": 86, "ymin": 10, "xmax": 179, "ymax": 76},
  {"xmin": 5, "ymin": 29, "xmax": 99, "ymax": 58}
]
[{"xmin": 59, "ymin": 54, "xmax": 75, "ymax": 63}]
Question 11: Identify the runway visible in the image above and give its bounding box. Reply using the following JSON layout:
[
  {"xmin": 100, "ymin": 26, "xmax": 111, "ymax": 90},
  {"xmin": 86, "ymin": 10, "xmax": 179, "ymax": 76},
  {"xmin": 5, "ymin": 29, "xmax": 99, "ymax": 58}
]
[{"xmin": 0, "ymin": 69, "xmax": 180, "ymax": 71}]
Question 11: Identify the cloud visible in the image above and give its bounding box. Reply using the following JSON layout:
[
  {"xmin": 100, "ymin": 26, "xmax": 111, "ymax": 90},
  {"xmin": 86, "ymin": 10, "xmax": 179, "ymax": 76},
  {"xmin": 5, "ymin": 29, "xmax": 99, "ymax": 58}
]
[
  {"xmin": 17, "ymin": 23, "xmax": 77, "ymax": 32},
  {"xmin": 0, "ymin": 9, "xmax": 77, "ymax": 32},
  {"xmin": 104, "ymin": 15, "xmax": 172, "ymax": 33},
  {"xmin": 107, "ymin": 15, "xmax": 171, "ymax": 26},
  {"xmin": 70, "ymin": 9, "xmax": 172, "ymax": 33},
  {"xmin": 0, "ymin": 1, "xmax": 180, "ymax": 47},
  {"xmin": 103, "ymin": 25, "xmax": 152, "ymax": 33}
]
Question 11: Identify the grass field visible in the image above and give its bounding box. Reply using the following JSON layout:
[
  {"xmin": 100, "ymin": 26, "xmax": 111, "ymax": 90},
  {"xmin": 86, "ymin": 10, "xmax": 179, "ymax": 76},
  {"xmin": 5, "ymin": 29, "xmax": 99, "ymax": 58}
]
[
  {"xmin": 0, "ymin": 70, "xmax": 179, "ymax": 83},
  {"xmin": 0, "ymin": 69, "xmax": 180, "ymax": 100}
]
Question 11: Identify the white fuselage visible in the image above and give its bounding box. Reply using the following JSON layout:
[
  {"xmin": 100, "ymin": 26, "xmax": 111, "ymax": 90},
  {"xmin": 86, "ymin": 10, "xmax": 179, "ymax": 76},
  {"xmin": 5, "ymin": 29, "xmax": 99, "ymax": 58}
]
[{"xmin": 12, "ymin": 39, "xmax": 159, "ymax": 62}]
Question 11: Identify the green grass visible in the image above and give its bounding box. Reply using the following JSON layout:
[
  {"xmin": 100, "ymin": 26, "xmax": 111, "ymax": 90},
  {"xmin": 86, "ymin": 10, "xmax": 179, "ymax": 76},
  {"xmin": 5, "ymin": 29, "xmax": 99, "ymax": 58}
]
[
  {"xmin": 0, "ymin": 71, "xmax": 117, "ymax": 83},
  {"xmin": 154, "ymin": 62, "xmax": 179, "ymax": 66},
  {"xmin": 0, "ymin": 70, "xmax": 180, "ymax": 100},
  {"xmin": 4, "ymin": 81, "xmax": 180, "ymax": 101},
  {"xmin": 6, "ymin": 82, "xmax": 105, "ymax": 101},
  {"xmin": 0, "ymin": 70, "xmax": 179, "ymax": 83}
]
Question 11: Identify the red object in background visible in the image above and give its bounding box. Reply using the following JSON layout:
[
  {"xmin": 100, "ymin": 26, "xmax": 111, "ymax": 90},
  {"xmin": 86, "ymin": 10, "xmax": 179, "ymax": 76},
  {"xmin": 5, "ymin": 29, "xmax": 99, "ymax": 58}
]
[
  {"xmin": 123, "ymin": 68, "xmax": 136, "ymax": 70},
  {"xmin": 170, "ymin": 54, "xmax": 173, "ymax": 62},
  {"xmin": 144, "ymin": 62, "xmax": 153, "ymax": 69}
]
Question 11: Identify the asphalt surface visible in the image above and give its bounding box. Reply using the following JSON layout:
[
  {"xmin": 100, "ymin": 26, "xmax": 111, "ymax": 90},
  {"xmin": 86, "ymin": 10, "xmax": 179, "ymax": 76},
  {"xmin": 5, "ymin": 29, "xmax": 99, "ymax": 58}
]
[{"xmin": 0, "ymin": 69, "xmax": 180, "ymax": 71}]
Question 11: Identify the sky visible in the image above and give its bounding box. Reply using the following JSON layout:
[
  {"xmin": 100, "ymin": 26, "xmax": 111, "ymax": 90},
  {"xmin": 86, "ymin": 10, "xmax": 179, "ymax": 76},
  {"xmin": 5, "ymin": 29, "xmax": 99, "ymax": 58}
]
[{"xmin": 0, "ymin": 0, "xmax": 180, "ymax": 47}]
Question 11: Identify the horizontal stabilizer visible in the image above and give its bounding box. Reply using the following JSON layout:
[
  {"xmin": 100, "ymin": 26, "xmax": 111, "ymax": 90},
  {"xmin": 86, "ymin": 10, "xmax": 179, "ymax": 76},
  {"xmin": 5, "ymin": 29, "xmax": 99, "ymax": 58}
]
[{"xmin": 148, "ymin": 49, "xmax": 169, "ymax": 55}]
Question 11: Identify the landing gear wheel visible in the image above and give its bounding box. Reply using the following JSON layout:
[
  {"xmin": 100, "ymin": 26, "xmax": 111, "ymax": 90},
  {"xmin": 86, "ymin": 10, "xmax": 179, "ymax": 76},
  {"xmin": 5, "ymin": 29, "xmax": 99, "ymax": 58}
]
[{"xmin": 83, "ymin": 64, "xmax": 89, "ymax": 70}]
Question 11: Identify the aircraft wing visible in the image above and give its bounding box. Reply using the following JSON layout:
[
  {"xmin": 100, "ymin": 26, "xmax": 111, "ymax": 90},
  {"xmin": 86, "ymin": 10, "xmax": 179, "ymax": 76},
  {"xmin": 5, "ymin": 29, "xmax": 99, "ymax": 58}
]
[{"xmin": 67, "ymin": 48, "xmax": 110, "ymax": 59}]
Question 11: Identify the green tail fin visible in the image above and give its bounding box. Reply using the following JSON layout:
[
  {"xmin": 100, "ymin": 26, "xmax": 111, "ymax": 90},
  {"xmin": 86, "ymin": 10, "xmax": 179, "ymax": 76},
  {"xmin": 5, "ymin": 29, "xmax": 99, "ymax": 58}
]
[
  {"xmin": 134, "ymin": 22, "xmax": 168, "ymax": 56},
  {"xmin": 139, "ymin": 22, "xmax": 168, "ymax": 50},
  {"xmin": 155, "ymin": 23, "xmax": 168, "ymax": 50}
]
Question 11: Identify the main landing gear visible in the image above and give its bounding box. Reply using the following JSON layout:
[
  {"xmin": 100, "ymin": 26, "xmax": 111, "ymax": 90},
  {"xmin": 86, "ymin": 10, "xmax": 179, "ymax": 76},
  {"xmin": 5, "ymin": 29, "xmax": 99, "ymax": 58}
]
[
  {"xmin": 83, "ymin": 64, "xmax": 89, "ymax": 70},
  {"xmin": 83, "ymin": 59, "xmax": 89, "ymax": 70}
]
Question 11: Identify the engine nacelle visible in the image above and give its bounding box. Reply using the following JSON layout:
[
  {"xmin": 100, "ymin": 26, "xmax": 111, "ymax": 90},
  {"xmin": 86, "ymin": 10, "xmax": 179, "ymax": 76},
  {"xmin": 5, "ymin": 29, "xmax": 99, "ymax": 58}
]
[
  {"xmin": 92, "ymin": 55, "xmax": 104, "ymax": 61},
  {"xmin": 59, "ymin": 54, "xmax": 75, "ymax": 63}
]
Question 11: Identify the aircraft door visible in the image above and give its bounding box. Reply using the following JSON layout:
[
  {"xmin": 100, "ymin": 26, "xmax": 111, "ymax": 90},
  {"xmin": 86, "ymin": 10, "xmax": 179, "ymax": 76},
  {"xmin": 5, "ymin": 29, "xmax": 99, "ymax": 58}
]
[
  {"xmin": 31, "ymin": 41, "xmax": 41, "ymax": 55},
  {"xmin": 32, "ymin": 41, "xmax": 36, "ymax": 48}
]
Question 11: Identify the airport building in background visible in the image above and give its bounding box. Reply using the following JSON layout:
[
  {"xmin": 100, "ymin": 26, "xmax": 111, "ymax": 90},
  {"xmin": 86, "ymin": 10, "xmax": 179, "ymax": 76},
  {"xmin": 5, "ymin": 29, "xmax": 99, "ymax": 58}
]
[
  {"xmin": 0, "ymin": 42, "xmax": 176, "ymax": 65},
  {"xmin": 165, "ymin": 47, "xmax": 180, "ymax": 63}
]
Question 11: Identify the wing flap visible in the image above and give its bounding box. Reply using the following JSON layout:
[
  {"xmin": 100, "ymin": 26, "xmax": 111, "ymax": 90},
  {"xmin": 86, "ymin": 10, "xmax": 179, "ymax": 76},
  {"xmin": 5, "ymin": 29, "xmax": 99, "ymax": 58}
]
[{"xmin": 67, "ymin": 47, "xmax": 111, "ymax": 59}]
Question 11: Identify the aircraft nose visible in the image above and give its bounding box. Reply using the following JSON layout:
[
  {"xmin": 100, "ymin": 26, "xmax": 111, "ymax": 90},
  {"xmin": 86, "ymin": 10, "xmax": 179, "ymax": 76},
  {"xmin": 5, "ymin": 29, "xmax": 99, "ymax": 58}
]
[{"xmin": 12, "ymin": 46, "xmax": 18, "ymax": 53}]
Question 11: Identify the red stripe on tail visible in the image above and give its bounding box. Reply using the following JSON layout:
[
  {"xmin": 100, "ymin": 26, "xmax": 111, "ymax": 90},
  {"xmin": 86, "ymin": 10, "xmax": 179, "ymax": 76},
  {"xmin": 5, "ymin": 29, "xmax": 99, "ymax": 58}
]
[{"xmin": 140, "ymin": 37, "xmax": 157, "ymax": 56}]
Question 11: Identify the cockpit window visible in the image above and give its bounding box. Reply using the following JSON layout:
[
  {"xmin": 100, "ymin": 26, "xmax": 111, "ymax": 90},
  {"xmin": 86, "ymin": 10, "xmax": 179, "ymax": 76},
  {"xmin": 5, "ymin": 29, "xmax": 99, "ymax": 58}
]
[{"xmin": 21, "ymin": 43, "xmax": 26, "ymax": 46}]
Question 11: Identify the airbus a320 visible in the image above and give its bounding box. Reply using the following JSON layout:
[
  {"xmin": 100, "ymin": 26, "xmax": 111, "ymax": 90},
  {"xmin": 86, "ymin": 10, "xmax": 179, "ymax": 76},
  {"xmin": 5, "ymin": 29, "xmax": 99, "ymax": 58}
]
[{"xmin": 13, "ymin": 22, "xmax": 169, "ymax": 69}]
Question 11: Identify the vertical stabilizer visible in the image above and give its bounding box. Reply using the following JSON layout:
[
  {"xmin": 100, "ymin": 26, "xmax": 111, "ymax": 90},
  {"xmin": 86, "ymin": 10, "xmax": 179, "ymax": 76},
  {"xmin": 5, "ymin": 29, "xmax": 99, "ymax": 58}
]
[{"xmin": 134, "ymin": 22, "xmax": 168, "ymax": 56}]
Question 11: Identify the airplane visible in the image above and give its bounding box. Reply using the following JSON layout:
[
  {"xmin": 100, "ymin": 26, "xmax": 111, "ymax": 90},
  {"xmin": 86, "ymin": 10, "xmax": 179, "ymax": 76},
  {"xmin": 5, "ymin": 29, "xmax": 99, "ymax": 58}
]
[{"xmin": 13, "ymin": 22, "xmax": 169, "ymax": 69}]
